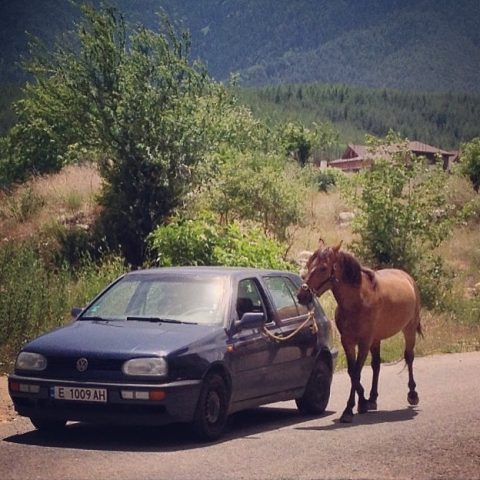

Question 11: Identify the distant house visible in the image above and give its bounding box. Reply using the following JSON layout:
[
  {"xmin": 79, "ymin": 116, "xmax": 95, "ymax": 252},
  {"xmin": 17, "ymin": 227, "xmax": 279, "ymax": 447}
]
[{"xmin": 329, "ymin": 141, "xmax": 458, "ymax": 172}]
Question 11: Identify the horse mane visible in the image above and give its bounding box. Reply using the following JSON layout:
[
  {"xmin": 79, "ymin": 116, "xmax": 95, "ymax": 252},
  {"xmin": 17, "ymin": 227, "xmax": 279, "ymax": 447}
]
[{"xmin": 339, "ymin": 251, "xmax": 377, "ymax": 289}]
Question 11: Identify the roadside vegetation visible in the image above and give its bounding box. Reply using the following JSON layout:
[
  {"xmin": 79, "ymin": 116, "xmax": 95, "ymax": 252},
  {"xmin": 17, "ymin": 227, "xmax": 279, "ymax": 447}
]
[{"xmin": 0, "ymin": 4, "xmax": 479, "ymax": 371}]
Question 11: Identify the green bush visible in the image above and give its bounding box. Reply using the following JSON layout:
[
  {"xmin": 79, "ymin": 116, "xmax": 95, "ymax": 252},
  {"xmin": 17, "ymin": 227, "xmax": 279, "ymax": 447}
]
[
  {"xmin": 459, "ymin": 137, "xmax": 480, "ymax": 192},
  {"xmin": 148, "ymin": 214, "xmax": 293, "ymax": 270},
  {"xmin": 0, "ymin": 241, "xmax": 126, "ymax": 368},
  {"xmin": 303, "ymin": 165, "xmax": 344, "ymax": 192},
  {"xmin": 199, "ymin": 150, "xmax": 306, "ymax": 241},
  {"xmin": 342, "ymin": 144, "xmax": 455, "ymax": 309}
]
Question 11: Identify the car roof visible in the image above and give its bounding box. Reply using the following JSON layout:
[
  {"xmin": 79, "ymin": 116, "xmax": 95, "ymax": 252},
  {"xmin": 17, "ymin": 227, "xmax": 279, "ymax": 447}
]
[{"xmin": 125, "ymin": 266, "xmax": 299, "ymax": 281}]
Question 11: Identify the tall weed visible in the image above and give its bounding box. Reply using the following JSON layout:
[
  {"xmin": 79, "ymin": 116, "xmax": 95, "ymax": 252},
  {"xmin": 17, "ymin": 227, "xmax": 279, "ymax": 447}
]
[{"xmin": 0, "ymin": 241, "xmax": 126, "ymax": 369}]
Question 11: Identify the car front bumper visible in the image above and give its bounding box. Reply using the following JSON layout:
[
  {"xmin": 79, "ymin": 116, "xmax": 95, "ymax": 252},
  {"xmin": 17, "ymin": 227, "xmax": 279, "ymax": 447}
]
[{"xmin": 8, "ymin": 374, "xmax": 202, "ymax": 426}]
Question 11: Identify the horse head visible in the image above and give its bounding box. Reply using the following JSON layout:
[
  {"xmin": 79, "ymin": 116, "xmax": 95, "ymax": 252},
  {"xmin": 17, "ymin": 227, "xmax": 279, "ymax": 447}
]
[{"xmin": 297, "ymin": 239, "xmax": 342, "ymax": 305}]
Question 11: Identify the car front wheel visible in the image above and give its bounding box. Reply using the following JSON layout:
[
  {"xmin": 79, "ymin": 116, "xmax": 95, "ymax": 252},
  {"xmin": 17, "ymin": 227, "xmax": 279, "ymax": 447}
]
[
  {"xmin": 296, "ymin": 358, "xmax": 332, "ymax": 415},
  {"xmin": 192, "ymin": 373, "xmax": 229, "ymax": 441}
]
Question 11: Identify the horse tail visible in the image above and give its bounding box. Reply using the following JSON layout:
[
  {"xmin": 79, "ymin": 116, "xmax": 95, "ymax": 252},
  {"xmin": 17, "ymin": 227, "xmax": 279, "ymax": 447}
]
[
  {"xmin": 412, "ymin": 278, "xmax": 423, "ymax": 338},
  {"xmin": 416, "ymin": 321, "xmax": 424, "ymax": 338}
]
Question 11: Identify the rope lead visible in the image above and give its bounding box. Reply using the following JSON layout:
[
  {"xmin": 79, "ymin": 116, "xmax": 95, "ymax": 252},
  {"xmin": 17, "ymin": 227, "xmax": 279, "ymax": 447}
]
[{"xmin": 262, "ymin": 310, "xmax": 318, "ymax": 343}]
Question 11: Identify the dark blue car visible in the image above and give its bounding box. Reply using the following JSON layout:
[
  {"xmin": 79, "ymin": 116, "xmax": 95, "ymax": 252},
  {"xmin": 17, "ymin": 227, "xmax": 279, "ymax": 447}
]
[{"xmin": 9, "ymin": 267, "xmax": 337, "ymax": 440}]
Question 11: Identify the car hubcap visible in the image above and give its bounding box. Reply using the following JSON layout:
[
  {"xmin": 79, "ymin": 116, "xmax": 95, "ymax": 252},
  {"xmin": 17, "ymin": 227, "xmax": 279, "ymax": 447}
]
[{"xmin": 206, "ymin": 391, "xmax": 221, "ymax": 424}]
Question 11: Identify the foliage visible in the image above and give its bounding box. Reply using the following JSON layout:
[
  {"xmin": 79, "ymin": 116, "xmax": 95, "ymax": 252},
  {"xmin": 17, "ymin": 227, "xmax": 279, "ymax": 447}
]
[
  {"xmin": 0, "ymin": 241, "xmax": 126, "ymax": 363},
  {"xmin": 4, "ymin": 5, "xmax": 242, "ymax": 266},
  {"xmin": 459, "ymin": 137, "xmax": 480, "ymax": 193},
  {"xmin": 2, "ymin": 1, "xmax": 480, "ymax": 93},
  {"xmin": 1, "ymin": 185, "xmax": 45, "ymax": 223},
  {"xmin": 278, "ymin": 121, "xmax": 338, "ymax": 167},
  {"xmin": 343, "ymin": 139, "xmax": 456, "ymax": 308},
  {"xmin": 302, "ymin": 165, "xmax": 345, "ymax": 192},
  {"xmin": 148, "ymin": 214, "xmax": 293, "ymax": 270},
  {"xmin": 0, "ymin": 83, "xmax": 21, "ymax": 136},
  {"xmin": 279, "ymin": 122, "xmax": 317, "ymax": 167},
  {"xmin": 194, "ymin": 150, "xmax": 306, "ymax": 242},
  {"xmin": 239, "ymin": 84, "xmax": 480, "ymax": 151}
]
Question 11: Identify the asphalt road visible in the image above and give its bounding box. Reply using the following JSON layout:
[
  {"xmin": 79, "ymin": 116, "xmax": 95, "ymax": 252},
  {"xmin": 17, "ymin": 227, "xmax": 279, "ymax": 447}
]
[{"xmin": 0, "ymin": 352, "xmax": 479, "ymax": 480}]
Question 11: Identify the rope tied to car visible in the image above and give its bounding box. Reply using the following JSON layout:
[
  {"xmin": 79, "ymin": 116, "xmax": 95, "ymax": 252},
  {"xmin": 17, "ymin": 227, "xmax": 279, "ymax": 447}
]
[{"xmin": 262, "ymin": 309, "xmax": 318, "ymax": 343}]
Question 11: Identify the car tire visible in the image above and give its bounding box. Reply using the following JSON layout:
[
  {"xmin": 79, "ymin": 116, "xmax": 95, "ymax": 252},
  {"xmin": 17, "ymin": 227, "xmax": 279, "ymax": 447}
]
[
  {"xmin": 295, "ymin": 358, "xmax": 332, "ymax": 415},
  {"xmin": 30, "ymin": 417, "xmax": 67, "ymax": 432},
  {"xmin": 192, "ymin": 373, "xmax": 229, "ymax": 442}
]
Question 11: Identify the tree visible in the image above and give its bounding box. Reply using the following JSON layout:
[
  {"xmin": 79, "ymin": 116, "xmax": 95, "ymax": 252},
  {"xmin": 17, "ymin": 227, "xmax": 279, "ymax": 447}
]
[
  {"xmin": 343, "ymin": 137, "xmax": 454, "ymax": 308},
  {"xmin": 279, "ymin": 122, "xmax": 316, "ymax": 167},
  {"xmin": 148, "ymin": 214, "xmax": 292, "ymax": 270},
  {"xmin": 196, "ymin": 150, "xmax": 306, "ymax": 242},
  {"xmin": 8, "ymin": 5, "xmax": 228, "ymax": 265},
  {"xmin": 279, "ymin": 121, "xmax": 338, "ymax": 167},
  {"xmin": 460, "ymin": 137, "xmax": 480, "ymax": 192}
]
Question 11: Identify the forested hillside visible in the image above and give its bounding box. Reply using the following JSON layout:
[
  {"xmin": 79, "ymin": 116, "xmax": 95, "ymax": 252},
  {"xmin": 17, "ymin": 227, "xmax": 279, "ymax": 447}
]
[
  {"xmin": 1, "ymin": 0, "xmax": 479, "ymax": 92},
  {"xmin": 239, "ymin": 84, "xmax": 480, "ymax": 150}
]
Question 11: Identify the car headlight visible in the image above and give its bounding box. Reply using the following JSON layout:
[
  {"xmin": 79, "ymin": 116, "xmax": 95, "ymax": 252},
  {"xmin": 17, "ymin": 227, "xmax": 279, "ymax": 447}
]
[
  {"xmin": 15, "ymin": 352, "xmax": 47, "ymax": 371},
  {"xmin": 122, "ymin": 357, "xmax": 168, "ymax": 377}
]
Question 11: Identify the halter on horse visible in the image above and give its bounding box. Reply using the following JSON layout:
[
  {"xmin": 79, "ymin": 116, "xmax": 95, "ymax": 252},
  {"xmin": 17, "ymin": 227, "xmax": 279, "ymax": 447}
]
[{"xmin": 297, "ymin": 240, "xmax": 422, "ymax": 423}]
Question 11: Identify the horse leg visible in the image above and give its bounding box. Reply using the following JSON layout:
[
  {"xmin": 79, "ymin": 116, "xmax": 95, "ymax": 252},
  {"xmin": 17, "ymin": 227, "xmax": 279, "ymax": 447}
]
[
  {"xmin": 367, "ymin": 341, "xmax": 381, "ymax": 410},
  {"xmin": 403, "ymin": 327, "xmax": 419, "ymax": 406},
  {"xmin": 354, "ymin": 342, "xmax": 370, "ymax": 414},
  {"xmin": 340, "ymin": 341, "xmax": 369, "ymax": 423},
  {"xmin": 340, "ymin": 344, "xmax": 357, "ymax": 423}
]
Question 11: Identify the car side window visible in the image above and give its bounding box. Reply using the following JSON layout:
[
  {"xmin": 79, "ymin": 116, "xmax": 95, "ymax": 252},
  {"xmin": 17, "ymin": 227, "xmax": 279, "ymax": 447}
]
[
  {"xmin": 236, "ymin": 279, "xmax": 269, "ymax": 322},
  {"xmin": 263, "ymin": 276, "xmax": 308, "ymax": 320}
]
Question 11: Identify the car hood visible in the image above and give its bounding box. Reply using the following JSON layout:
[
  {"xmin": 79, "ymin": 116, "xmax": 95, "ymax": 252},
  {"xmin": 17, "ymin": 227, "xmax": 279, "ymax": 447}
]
[{"xmin": 23, "ymin": 320, "xmax": 222, "ymax": 359}]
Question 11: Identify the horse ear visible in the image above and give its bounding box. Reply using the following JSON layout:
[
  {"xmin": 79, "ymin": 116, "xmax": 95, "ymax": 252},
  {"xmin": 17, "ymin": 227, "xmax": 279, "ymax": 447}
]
[
  {"xmin": 318, "ymin": 238, "xmax": 326, "ymax": 249},
  {"xmin": 332, "ymin": 240, "xmax": 343, "ymax": 253}
]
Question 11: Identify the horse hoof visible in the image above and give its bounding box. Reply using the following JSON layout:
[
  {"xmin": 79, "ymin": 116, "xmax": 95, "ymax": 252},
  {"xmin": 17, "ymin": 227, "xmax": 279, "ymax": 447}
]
[
  {"xmin": 358, "ymin": 402, "xmax": 368, "ymax": 414},
  {"xmin": 367, "ymin": 401, "xmax": 377, "ymax": 411},
  {"xmin": 408, "ymin": 392, "xmax": 419, "ymax": 406},
  {"xmin": 340, "ymin": 412, "xmax": 354, "ymax": 423}
]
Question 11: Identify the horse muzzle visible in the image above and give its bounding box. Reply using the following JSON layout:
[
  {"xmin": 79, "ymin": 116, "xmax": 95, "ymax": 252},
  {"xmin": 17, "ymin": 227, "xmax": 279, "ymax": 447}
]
[{"xmin": 297, "ymin": 283, "xmax": 314, "ymax": 305}]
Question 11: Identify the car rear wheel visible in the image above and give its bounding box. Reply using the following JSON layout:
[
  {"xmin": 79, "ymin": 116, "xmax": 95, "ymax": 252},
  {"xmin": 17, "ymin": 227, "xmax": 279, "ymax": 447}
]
[
  {"xmin": 30, "ymin": 417, "xmax": 67, "ymax": 432},
  {"xmin": 296, "ymin": 358, "xmax": 332, "ymax": 415},
  {"xmin": 192, "ymin": 373, "xmax": 229, "ymax": 441}
]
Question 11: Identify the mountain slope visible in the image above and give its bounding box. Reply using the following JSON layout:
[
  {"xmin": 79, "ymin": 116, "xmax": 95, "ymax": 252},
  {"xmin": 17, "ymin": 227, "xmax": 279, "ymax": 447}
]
[{"xmin": 0, "ymin": 0, "xmax": 479, "ymax": 92}]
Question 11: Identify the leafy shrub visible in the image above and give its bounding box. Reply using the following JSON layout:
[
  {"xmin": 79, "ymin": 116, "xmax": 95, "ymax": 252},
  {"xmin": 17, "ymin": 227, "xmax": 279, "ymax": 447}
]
[
  {"xmin": 0, "ymin": 242, "xmax": 65, "ymax": 360},
  {"xmin": 459, "ymin": 137, "xmax": 480, "ymax": 192},
  {"xmin": 148, "ymin": 214, "xmax": 293, "ymax": 270},
  {"xmin": 303, "ymin": 165, "xmax": 344, "ymax": 192},
  {"xmin": 343, "ymin": 149, "xmax": 455, "ymax": 309},
  {"xmin": 198, "ymin": 150, "xmax": 306, "ymax": 241},
  {"xmin": 0, "ymin": 241, "xmax": 125, "ymax": 367},
  {"xmin": 5, "ymin": 5, "xmax": 238, "ymax": 266}
]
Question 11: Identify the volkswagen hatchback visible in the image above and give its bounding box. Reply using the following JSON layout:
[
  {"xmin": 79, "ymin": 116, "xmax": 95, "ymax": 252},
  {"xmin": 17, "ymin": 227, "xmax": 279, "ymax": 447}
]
[{"xmin": 9, "ymin": 267, "xmax": 337, "ymax": 440}]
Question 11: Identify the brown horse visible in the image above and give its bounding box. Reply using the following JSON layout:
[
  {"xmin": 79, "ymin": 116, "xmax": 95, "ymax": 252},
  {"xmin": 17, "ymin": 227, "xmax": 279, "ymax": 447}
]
[{"xmin": 297, "ymin": 240, "xmax": 422, "ymax": 423}]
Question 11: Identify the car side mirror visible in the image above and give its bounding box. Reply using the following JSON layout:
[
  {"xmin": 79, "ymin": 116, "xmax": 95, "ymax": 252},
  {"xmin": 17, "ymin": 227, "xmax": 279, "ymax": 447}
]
[
  {"xmin": 71, "ymin": 307, "xmax": 83, "ymax": 320},
  {"xmin": 235, "ymin": 312, "xmax": 265, "ymax": 330}
]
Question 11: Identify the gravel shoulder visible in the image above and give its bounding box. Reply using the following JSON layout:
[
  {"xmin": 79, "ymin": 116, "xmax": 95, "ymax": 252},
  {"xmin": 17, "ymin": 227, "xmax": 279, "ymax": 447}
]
[{"xmin": 0, "ymin": 376, "xmax": 15, "ymax": 423}]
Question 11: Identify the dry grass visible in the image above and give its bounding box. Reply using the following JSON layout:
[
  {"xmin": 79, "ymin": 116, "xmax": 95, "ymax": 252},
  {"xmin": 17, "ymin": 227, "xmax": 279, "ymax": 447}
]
[
  {"xmin": 289, "ymin": 190, "xmax": 355, "ymax": 258},
  {"xmin": 1, "ymin": 165, "xmax": 479, "ymax": 366},
  {"xmin": 0, "ymin": 164, "xmax": 101, "ymax": 241},
  {"xmin": 290, "ymin": 180, "xmax": 480, "ymax": 368}
]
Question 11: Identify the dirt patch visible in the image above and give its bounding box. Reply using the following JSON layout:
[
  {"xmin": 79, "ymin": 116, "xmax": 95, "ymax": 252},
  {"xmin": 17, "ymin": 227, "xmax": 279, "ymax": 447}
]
[{"xmin": 0, "ymin": 376, "xmax": 16, "ymax": 423}]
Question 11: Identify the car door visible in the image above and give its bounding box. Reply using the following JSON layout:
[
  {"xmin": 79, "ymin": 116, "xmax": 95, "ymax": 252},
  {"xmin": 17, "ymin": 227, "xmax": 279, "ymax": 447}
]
[
  {"xmin": 261, "ymin": 275, "xmax": 316, "ymax": 391},
  {"xmin": 228, "ymin": 277, "xmax": 285, "ymax": 403}
]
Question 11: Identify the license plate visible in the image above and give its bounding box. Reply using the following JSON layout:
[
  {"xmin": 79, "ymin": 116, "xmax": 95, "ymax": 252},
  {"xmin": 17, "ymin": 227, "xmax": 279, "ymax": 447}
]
[{"xmin": 52, "ymin": 386, "xmax": 107, "ymax": 403}]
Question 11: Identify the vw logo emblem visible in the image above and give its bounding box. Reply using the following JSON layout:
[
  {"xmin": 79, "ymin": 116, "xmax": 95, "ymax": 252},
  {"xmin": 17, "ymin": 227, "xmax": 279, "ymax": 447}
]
[{"xmin": 76, "ymin": 357, "xmax": 89, "ymax": 372}]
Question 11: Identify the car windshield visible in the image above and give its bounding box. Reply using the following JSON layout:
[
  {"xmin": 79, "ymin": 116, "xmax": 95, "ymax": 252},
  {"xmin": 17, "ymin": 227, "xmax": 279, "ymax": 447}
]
[{"xmin": 81, "ymin": 274, "xmax": 228, "ymax": 326}]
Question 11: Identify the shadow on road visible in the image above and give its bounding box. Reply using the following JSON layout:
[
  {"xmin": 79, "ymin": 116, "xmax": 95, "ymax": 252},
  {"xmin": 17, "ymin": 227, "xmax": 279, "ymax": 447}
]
[
  {"xmin": 2, "ymin": 405, "xmax": 335, "ymax": 452},
  {"xmin": 296, "ymin": 406, "xmax": 419, "ymax": 432},
  {"xmin": 3, "ymin": 405, "xmax": 419, "ymax": 451}
]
